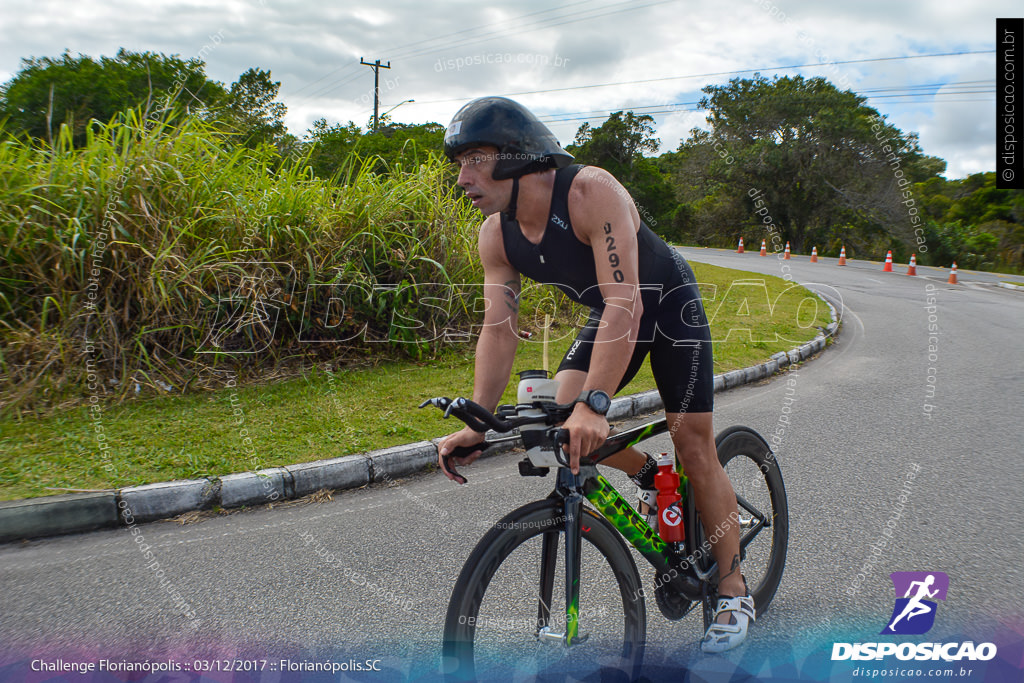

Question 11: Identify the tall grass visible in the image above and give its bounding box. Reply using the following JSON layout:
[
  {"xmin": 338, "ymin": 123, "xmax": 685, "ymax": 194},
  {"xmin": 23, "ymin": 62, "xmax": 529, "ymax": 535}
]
[{"xmin": 0, "ymin": 111, "xmax": 482, "ymax": 414}]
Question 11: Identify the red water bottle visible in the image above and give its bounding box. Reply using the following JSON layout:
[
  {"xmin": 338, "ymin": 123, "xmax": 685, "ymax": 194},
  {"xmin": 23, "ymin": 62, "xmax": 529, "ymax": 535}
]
[{"xmin": 654, "ymin": 453, "xmax": 685, "ymax": 542}]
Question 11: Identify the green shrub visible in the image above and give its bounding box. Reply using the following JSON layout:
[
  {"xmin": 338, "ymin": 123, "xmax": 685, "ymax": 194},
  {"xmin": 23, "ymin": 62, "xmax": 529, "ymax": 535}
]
[{"xmin": 0, "ymin": 110, "xmax": 482, "ymax": 413}]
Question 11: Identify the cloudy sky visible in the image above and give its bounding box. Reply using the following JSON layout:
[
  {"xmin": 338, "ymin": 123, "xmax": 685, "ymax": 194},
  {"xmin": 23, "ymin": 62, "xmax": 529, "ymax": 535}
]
[{"xmin": 2, "ymin": 0, "xmax": 1013, "ymax": 178}]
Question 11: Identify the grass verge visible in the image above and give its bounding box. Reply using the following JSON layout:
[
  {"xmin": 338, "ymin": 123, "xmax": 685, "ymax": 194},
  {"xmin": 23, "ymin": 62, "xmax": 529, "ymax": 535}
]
[{"xmin": 0, "ymin": 262, "xmax": 831, "ymax": 500}]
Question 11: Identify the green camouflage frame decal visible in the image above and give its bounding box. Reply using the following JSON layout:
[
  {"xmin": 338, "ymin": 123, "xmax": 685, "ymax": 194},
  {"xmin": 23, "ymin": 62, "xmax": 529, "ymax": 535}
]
[
  {"xmin": 566, "ymin": 590, "xmax": 579, "ymax": 645},
  {"xmin": 583, "ymin": 474, "xmax": 668, "ymax": 558},
  {"xmin": 619, "ymin": 422, "xmax": 661, "ymax": 451}
]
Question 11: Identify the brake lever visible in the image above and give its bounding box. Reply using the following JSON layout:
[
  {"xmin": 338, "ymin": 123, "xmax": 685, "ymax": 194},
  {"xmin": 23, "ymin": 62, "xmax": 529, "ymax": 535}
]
[
  {"xmin": 548, "ymin": 428, "xmax": 600, "ymax": 469},
  {"xmin": 419, "ymin": 397, "xmax": 452, "ymax": 410},
  {"xmin": 442, "ymin": 441, "xmax": 492, "ymax": 484},
  {"xmin": 549, "ymin": 428, "xmax": 571, "ymax": 468},
  {"xmin": 421, "ymin": 397, "xmax": 485, "ymax": 431}
]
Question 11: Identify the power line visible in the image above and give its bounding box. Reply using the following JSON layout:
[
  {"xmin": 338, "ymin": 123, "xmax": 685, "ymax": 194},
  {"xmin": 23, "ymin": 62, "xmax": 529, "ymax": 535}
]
[
  {"xmin": 287, "ymin": 0, "xmax": 675, "ymax": 107},
  {"xmin": 389, "ymin": 0, "xmax": 676, "ymax": 63},
  {"xmin": 535, "ymin": 81, "xmax": 997, "ymax": 124},
  {"xmin": 380, "ymin": 0, "xmax": 615, "ymax": 60},
  {"xmin": 534, "ymin": 80, "xmax": 995, "ymax": 120},
  {"xmin": 287, "ymin": 0, "xmax": 646, "ymax": 105},
  {"xmin": 543, "ymin": 97, "xmax": 996, "ymax": 125},
  {"xmin": 410, "ymin": 50, "xmax": 997, "ymax": 106}
]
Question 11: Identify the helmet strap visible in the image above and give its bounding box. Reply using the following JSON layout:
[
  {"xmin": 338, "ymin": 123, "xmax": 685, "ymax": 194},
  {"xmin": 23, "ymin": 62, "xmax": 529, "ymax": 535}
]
[{"xmin": 504, "ymin": 176, "xmax": 520, "ymax": 221}]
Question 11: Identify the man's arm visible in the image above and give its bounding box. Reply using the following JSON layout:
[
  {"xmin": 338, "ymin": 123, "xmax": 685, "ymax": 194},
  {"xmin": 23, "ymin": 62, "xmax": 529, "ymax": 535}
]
[
  {"xmin": 438, "ymin": 216, "xmax": 520, "ymax": 479},
  {"xmin": 471, "ymin": 215, "xmax": 521, "ymax": 412},
  {"xmin": 560, "ymin": 167, "xmax": 644, "ymax": 469},
  {"xmin": 573, "ymin": 168, "xmax": 644, "ymax": 396}
]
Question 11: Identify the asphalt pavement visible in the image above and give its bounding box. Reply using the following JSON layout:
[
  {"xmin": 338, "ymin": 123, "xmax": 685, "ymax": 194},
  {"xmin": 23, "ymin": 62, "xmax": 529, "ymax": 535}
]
[{"xmin": 1, "ymin": 249, "xmax": 1021, "ymax": 682}]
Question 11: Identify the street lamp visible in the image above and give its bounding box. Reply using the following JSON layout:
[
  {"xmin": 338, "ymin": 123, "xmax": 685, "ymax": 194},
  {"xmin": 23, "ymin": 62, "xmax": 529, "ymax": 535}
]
[{"xmin": 381, "ymin": 99, "xmax": 415, "ymax": 118}]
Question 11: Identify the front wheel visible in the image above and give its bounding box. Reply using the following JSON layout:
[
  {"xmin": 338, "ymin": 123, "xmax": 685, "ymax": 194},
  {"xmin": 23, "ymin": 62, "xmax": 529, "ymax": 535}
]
[
  {"xmin": 694, "ymin": 426, "xmax": 789, "ymax": 628},
  {"xmin": 441, "ymin": 499, "xmax": 646, "ymax": 682}
]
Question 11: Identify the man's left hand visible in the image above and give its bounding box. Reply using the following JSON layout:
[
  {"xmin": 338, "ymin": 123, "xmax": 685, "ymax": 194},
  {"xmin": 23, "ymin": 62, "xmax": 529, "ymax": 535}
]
[{"xmin": 562, "ymin": 403, "xmax": 610, "ymax": 474}]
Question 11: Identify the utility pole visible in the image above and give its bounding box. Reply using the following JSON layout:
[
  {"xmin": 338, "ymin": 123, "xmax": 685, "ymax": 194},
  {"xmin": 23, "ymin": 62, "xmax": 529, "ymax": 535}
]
[{"xmin": 360, "ymin": 57, "xmax": 391, "ymax": 133}]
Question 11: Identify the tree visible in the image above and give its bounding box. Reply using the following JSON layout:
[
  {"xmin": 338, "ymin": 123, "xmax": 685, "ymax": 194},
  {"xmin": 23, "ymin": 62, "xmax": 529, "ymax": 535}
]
[
  {"xmin": 658, "ymin": 131, "xmax": 749, "ymax": 245},
  {"xmin": 572, "ymin": 111, "xmax": 660, "ymax": 174},
  {"xmin": 916, "ymin": 172, "xmax": 1024, "ymax": 270},
  {"xmin": 222, "ymin": 68, "xmax": 288, "ymax": 147},
  {"xmin": 681, "ymin": 74, "xmax": 945, "ymax": 253},
  {"xmin": 0, "ymin": 48, "xmax": 223, "ymax": 144},
  {"xmin": 353, "ymin": 121, "xmax": 445, "ymax": 173},
  {"xmin": 305, "ymin": 120, "xmax": 444, "ymax": 180},
  {"xmin": 568, "ymin": 111, "xmax": 677, "ymax": 234}
]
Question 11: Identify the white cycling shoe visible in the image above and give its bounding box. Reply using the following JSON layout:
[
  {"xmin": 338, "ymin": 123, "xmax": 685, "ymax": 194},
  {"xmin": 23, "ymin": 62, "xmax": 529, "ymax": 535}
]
[{"xmin": 700, "ymin": 593, "xmax": 755, "ymax": 653}]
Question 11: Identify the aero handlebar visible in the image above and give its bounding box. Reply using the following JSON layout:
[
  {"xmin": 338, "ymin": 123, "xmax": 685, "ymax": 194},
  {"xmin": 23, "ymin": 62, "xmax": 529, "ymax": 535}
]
[
  {"xmin": 418, "ymin": 396, "xmax": 574, "ymax": 433},
  {"xmin": 421, "ymin": 397, "xmax": 580, "ymax": 481}
]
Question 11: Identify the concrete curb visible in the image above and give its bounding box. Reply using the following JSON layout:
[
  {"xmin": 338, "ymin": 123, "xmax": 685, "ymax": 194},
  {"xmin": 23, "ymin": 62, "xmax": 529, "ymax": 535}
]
[
  {"xmin": 119, "ymin": 479, "xmax": 220, "ymax": 524},
  {"xmin": 997, "ymin": 281, "xmax": 1024, "ymax": 291},
  {"xmin": 0, "ymin": 302, "xmax": 840, "ymax": 544},
  {"xmin": 0, "ymin": 492, "xmax": 119, "ymax": 541},
  {"xmin": 220, "ymin": 468, "xmax": 292, "ymax": 508}
]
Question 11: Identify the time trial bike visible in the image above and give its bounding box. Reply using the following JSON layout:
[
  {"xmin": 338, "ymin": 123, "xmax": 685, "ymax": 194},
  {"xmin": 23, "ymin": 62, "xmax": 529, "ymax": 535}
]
[{"xmin": 423, "ymin": 379, "xmax": 788, "ymax": 681}]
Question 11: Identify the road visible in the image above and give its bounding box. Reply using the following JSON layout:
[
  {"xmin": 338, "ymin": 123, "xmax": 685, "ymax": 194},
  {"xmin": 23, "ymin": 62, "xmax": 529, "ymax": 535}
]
[{"xmin": 1, "ymin": 249, "xmax": 1021, "ymax": 681}]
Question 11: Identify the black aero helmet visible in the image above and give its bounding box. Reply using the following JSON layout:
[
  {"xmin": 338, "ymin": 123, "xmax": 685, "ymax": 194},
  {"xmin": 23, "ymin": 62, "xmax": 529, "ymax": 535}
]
[{"xmin": 444, "ymin": 96, "xmax": 573, "ymax": 180}]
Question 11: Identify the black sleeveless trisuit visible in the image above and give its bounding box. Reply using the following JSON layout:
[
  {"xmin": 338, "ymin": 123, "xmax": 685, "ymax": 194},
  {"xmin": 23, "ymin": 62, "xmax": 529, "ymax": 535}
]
[{"xmin": 498, "ymin": 164, "xmax": 714, "ymax": 413}]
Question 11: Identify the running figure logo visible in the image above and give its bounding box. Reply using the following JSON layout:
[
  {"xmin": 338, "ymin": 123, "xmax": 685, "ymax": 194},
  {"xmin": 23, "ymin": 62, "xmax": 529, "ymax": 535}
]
[{"xmin": 881, "ymin": 571, "xmax": 949, "ymax": 635}]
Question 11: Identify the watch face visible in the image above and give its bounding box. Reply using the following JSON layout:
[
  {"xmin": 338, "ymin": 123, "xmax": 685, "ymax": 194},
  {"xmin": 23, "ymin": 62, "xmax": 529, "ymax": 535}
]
[{"xmin": 590, "ymin": 391, "xmax": 611, "ymax": 414}]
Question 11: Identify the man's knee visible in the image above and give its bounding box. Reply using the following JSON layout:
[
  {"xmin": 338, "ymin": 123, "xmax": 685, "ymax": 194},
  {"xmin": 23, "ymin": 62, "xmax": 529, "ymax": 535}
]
[
  {"xmin": 668, "ymin": 413, "xmax": 718, "ymax": 479},
  {"xmin": 667, "ymin": 412, "xmax": 714, "ymax": 443}
]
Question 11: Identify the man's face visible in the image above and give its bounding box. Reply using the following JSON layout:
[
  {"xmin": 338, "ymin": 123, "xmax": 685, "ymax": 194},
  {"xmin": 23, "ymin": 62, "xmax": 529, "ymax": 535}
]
[{"xmin": 455, "ymin": 146, "xmax": 510, "ymax": 215}]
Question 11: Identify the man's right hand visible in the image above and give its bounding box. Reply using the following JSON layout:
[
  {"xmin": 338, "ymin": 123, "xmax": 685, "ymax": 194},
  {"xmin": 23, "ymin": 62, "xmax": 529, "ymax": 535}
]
[{"xmin": 438, "ymin": 427, "xmax": 488, "ymax": 484}]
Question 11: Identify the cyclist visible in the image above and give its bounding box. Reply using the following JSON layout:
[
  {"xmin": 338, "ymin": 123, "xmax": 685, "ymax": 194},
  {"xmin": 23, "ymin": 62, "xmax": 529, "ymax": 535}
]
[{"xmin": 436, "ymin": 96, "xmax": 753, "ymax": 653}]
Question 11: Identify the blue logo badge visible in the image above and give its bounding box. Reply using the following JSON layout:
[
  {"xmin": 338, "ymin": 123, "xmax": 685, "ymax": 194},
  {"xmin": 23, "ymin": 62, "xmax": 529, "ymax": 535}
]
[{"xmin": 881, "ymin": 571, "xmax": 949, "ymax": 635}]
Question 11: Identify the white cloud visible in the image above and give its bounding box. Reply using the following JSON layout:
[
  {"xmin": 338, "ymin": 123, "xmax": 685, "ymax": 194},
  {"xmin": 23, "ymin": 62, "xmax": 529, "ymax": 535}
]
[{"xmin": 0, "ymin": 0, "xmax": 1015, "ymax": 177}]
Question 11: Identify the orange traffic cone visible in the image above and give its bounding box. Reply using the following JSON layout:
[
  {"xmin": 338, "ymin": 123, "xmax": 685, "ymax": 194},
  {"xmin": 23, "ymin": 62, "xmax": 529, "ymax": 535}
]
[
  {"xmin": 810, "ymin": 246, "xmax": 818, "ymax": 263},
  {"xmin": 838, "ymin": 246, "xmax": 847, "ymax": 266},
  {"xmin": 883, "ymin": 250, "xmax": 893, "ymax": 272},
  {"xmin": 907, "ymin": 254, "xmax": 917, "ymax": 276},
  {"xmin": 760, "ymin": 239, "xmax": 767, "ymax": 256},
  {"xmin": 784, "ymin": 242, "xmax": 791, "ymax": 260},
  {"xmin": 737, "ymin": 237, "xmax": 745, "ymax": 253},
  {"xmin": 947, "ymin": 262, "xmax": 958, "ymax": 284}
]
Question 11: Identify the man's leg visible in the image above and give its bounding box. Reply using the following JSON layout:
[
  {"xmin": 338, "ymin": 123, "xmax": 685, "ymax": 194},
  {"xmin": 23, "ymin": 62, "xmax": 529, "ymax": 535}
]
[{"xmin": 666, "ymin": 411, "xmax": 745, "ymax": 602}]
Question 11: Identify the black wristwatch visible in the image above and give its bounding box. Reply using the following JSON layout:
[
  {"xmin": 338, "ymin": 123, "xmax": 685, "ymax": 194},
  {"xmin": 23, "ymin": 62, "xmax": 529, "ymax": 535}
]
[{"xmin": 576, "ymin": 390, "xmax": 611, "ymax": 416}]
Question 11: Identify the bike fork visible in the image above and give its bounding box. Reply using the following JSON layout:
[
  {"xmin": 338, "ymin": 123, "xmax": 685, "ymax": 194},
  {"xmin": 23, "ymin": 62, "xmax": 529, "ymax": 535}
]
[
  {"xmin": 537, "ymin": 469, "xmax": 588, "ymax": 647},
  {"xmin": 537, "ymin": 530, "xmax": 557, "ymax": 633}
]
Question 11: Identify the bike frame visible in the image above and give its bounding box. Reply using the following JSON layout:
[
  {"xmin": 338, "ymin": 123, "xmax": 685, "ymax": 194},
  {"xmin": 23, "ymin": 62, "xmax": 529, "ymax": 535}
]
[
  {"xmin": 424, "ymin": 395, "xmax": 774, "ymax": 648},
  {"xmin": 543, "ymin": 417, "xmax": 771, "ymax": 645}
]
